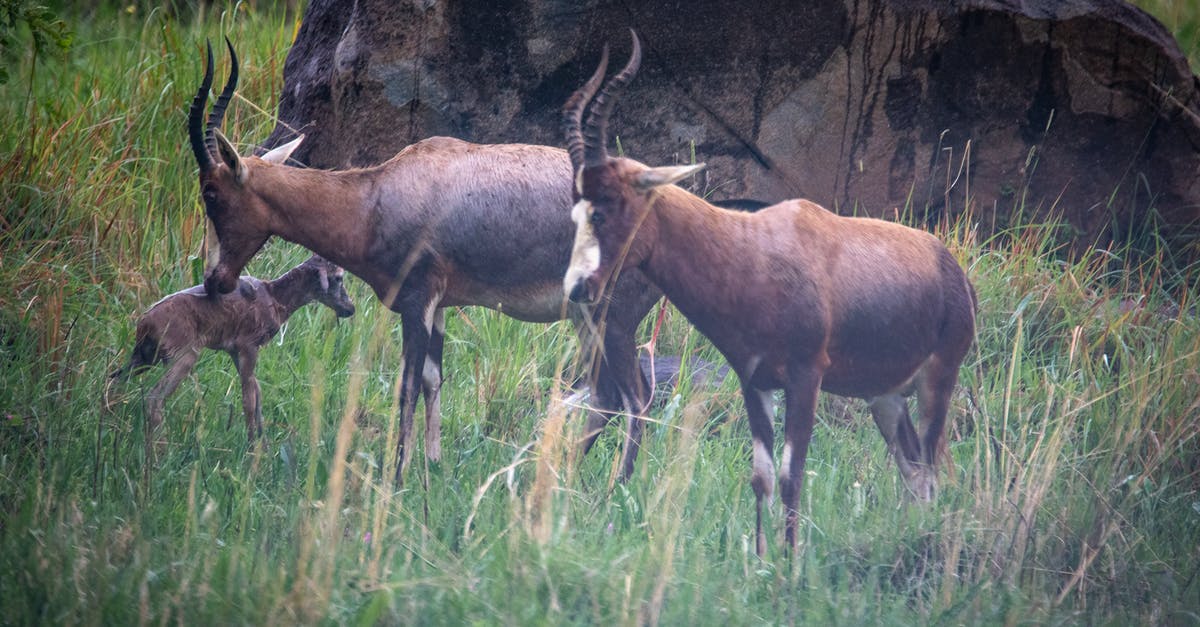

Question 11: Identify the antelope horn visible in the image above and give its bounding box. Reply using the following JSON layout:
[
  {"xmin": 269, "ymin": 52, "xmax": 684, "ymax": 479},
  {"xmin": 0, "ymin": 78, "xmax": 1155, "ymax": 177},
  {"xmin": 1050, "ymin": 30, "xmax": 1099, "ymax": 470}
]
[
  {"xmin": 583, "ymin": 30, "xmax": 641, "ymax": 167},
  {"xmin": 188, "ymin": 40, "xmax": 215, "ymax": 172},
  {"xmin": 205, "ymin": 37, "xmax": 239, "ymax": 158},
  {"xmin": 562, "ymin": 44, "xmax": 609, "ymax": 174}
]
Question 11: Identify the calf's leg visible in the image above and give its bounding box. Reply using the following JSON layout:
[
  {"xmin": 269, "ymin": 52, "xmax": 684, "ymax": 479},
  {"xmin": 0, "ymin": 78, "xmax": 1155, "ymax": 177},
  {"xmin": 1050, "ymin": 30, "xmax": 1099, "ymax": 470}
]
[
  {"xmin": 144, "ymin": 348, "xmax": 199, "ymax": 460},
  {"xmin": 232, "ymin": 349, "xmax": 263, "ymax": 443}
]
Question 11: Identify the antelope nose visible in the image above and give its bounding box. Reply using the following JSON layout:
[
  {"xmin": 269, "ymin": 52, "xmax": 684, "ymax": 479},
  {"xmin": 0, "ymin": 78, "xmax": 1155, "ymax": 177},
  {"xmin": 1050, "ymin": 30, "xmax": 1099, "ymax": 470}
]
[
  {"xmin": 204, "ymin": 271, "xmax": 231, "ymax": 298},
  {"xmin": 568, "ymin": 280, "xmax": 590, "ymax": 304}
]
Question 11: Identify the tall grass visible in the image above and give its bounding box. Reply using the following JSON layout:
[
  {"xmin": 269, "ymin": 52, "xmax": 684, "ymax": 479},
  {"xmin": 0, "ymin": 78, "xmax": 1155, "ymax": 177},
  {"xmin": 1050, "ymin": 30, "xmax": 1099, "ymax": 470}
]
[{"xmin": 2, "ymin": 3, "xmax": 1199, "ymax": 625}]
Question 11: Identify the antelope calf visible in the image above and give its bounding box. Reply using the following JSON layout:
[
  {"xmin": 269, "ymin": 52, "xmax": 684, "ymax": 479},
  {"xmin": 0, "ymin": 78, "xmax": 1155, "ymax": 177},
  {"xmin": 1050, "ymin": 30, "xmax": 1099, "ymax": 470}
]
[
  {"xmin": 562, "ymin": 33, "xmax": 976, "ymax": 555},
  {"xmin": 111, "ymin": 255, "xmax": 355, "ymax": 442},
  {"xmin": 187, "ymin": 40, "xmax": 661, "ymax": 482}
]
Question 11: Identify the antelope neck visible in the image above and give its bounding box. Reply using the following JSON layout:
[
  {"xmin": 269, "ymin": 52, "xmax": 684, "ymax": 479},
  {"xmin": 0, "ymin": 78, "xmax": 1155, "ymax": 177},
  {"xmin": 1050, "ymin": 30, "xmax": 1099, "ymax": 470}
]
[
  {"xmin": 635, "ymin": 189, "xmax": 759, "ymax": 332},
  {"xmin": 253, "ymin": 165, "xmax": 374, "ymax": 277}
]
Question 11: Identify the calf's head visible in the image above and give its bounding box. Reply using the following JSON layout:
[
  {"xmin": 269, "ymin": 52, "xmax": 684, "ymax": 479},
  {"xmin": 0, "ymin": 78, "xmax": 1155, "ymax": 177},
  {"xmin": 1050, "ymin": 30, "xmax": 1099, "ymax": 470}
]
[
  {"xmin": 561, "ymin": 32, "xmax": 704, "ymax": 304},
  {"xmin": 304, "ymin": 255, "xmax": 356, "ymax": 318},
  {"xmin": 189, "ymin": 39, "xmax": 304, "ymax": 296}
]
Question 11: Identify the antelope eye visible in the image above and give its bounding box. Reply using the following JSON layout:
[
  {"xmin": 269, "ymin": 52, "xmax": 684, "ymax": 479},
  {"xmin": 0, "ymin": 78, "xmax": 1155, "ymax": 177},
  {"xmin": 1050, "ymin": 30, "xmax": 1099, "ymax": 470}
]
[
  {"xmin": 201, "ymin": 186, "xmax": 218, "ymax": 202},
  {"xmin": 589, "ymin": 210, "xmax": 605, "ymax": 227}
]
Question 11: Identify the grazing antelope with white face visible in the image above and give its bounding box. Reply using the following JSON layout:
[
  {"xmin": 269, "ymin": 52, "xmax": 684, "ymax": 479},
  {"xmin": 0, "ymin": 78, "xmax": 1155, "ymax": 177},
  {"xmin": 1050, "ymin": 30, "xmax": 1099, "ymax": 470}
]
[
  {"xmin": 111, "ymin": 255, "xmax": 355, "ymax": 443},
  {"xmin": 189, "ymin": 40, "xmax": 661, "ymax": 482},
  {"xmin": 563, "ymin": 33, "xmax": 977, "ymax": 554}
]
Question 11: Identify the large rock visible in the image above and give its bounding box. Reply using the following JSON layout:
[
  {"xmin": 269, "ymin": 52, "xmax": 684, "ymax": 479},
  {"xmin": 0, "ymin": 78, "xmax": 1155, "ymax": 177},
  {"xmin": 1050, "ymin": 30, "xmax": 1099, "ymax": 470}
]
[{"xmin": 264, "ymin": 0, "xmax": 1200, "ymax": 250}]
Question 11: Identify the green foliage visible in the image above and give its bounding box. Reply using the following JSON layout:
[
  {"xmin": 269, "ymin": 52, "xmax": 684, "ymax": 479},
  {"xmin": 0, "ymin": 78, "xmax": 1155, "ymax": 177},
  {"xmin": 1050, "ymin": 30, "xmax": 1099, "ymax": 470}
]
[
  {"xmin": 1135, "ymin": 0, "xmax": 1200, "ymax": 70},
  {"xmin": 1, "ymin": 3, "xmax": 1199, "ymax": 625},
  {"xmin": 0, "ymin": 0, "xmax": 72, "ymax": 84}
]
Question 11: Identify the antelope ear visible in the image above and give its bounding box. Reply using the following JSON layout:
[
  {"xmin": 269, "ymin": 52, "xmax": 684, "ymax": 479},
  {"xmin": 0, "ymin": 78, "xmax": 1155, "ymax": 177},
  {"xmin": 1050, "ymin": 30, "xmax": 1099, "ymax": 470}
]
[
  {"xmin": 317, "ymin": 265, "xmax": 330, "ymax": 292},
  {"xmin": 213, "ymin": 129, "xmax": 248, "ymax": 184},
  {"xmin": 261, "ymin": 134, "xmax": 305, "ymax": 165},
  {"xmin": 634, "ymin": 163, "xmax": 706, "ymax": 192}
]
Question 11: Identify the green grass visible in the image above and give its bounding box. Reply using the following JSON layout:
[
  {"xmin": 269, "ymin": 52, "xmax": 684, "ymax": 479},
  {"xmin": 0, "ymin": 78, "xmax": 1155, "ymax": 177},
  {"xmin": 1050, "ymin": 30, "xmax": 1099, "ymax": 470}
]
[
  {"xmin": 2, "ymin": 3, "xmax": 1200, "ymax": 625},
  {"xmin": 1136, "ymin": 0, "xmax": 1200, "ymax": 70}
]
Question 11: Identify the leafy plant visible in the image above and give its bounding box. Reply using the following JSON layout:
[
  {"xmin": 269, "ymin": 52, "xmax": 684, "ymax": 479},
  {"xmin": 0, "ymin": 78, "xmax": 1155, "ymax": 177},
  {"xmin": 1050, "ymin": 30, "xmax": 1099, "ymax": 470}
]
[{"xmin": 0, "ymin": 0, "xmax": 72, "ymax": 84}]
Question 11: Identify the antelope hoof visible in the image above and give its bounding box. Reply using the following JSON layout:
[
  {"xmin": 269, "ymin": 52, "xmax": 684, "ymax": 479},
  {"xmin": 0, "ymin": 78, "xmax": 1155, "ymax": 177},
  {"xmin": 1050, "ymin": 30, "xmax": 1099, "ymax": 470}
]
[
  {"xmin": 147, "ymin": 436, "xmax": 168, "ymax": 465},
  {"xmin": 901, "ymin": 467, "xmax": 937, "ymax": 502},
  {"xmin": 568, "ymin": 280, "xmax": 592, "ymax": 304}
]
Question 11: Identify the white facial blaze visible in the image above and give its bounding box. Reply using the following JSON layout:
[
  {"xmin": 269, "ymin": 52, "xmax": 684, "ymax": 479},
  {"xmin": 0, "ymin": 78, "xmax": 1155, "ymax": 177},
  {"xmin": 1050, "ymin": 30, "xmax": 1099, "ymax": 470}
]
[
  {"xmin": 204, "ymin": 217, "xmax": 221, "ymax": 274},
  {"xmin": 563, "ymin": 199, "xmax": 601, "ymax": 297}
]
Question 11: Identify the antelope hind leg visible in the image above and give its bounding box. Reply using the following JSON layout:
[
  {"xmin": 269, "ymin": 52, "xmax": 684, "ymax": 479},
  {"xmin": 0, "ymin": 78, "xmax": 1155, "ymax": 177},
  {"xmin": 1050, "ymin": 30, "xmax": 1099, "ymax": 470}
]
[
  {"xmin": 780, "ymin": 368, "xmax": 820, "ymax": 551},
  {"xmin": 421, "ymin": 308, "xmax": 445, "ymax": 463},
  {"xmin": 742, "ymin": 383, "xmax": 776, "ymax": 556},
  {"xmin": 869, "ymin": 393, "xmax": 935, "ymax": 500}
]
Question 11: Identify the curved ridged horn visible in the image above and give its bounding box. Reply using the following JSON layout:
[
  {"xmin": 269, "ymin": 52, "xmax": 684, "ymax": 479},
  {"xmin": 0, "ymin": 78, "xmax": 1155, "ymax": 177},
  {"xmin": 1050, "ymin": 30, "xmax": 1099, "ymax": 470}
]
[
  {"xmin": 562, "ymin": 44, "xmax": 609, "ymax": 173},
  {"xmin": 188, "ymin": 40, "xmax": 215, "ymax": 172},
  {"xmin": 583, "ymin": 30, "xmax": 641, "ymax": 167},
  {"xmin": 205, "ymin": 37, "xmax": 239, "ymax": 157}
]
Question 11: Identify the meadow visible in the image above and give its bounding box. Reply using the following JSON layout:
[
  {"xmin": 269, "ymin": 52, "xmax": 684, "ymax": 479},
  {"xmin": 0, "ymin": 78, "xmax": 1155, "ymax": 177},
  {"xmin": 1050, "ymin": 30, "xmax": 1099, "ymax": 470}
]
[{"xmin": 1, "ymin": 2, "xmax": 1198, "ymax": 624}]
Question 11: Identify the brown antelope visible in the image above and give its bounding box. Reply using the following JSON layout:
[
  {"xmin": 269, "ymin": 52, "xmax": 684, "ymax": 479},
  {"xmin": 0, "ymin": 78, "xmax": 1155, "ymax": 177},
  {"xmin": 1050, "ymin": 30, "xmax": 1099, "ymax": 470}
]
[
  {"xmin": 188, "ymin": 40, "xmax": 661, "ymax": 482},
  {"xmin": 562, "ymin": 33, "xmax": 977, "ymax": 554},
  {"xmin": 110, "ymin": 254, "xmax": 355, "ymax": 442}
]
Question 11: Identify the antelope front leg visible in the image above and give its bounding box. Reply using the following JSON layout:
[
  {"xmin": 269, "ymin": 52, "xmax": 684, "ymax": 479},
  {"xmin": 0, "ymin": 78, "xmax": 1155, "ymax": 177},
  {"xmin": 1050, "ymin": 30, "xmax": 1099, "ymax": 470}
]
[
  {"xmin": 233, "ymin": 349, "xmax": 263, "ymax": 443},
  {"xmin": 741, "ymin": 382, "xmax": 776, "ymax": 557},
  {"xmin": 570, "ymin": 307, "xmax": 651, "ymax": 481},
  {"xmin": 780, "ymin": 368, "xmax": 821, "ymax": 551},
  {"xmin": 577, "ymin": 347, "xmax": 648, "ymax": 480},
  {"xmin": 572, "ymin": 311, "xmax": 611, "ymax": 457},
  {"xmin": 601, "ymin": 326, "xmax": 650, "ymax": 482}
]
